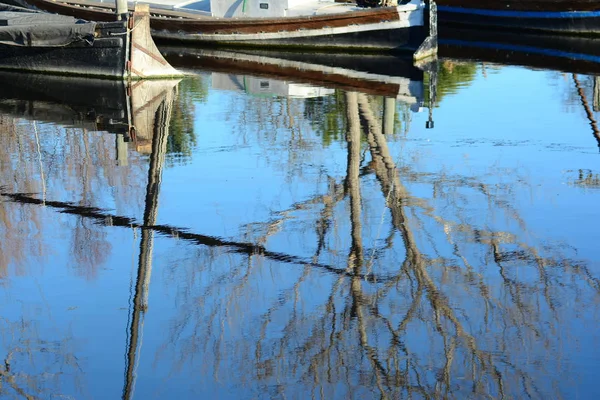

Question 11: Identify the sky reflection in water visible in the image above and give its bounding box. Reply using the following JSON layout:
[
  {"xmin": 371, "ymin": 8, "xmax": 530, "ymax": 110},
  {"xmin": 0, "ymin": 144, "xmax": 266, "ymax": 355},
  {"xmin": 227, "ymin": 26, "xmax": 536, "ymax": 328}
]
[{"xmin": 0, "ymin": 57, "xmax": 599, "ymax": 400}]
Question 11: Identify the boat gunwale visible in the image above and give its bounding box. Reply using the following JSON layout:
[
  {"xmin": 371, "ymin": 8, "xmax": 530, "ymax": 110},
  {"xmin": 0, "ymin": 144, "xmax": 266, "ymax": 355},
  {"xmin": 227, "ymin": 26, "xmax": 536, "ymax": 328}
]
[{"xmin": 25, "ymin": 0, "xmax": 413, "ymax": 25}]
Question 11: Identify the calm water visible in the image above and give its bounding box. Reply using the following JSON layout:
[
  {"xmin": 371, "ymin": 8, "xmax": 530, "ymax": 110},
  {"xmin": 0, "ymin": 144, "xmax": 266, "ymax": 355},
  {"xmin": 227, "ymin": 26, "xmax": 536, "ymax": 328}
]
[{"xmin": 0, "ymin": 52, "xmax": 599, "ymax": 399}]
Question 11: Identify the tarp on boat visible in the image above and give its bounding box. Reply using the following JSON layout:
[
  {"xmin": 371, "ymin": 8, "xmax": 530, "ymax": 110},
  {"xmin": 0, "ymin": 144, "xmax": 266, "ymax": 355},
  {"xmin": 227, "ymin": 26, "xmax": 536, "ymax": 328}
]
[
  {"xmin": 0, "ymin": 8, "xmax": 96, "ymax": 47},
  {"xmin": 0, "ymin": 3, "xmax": 38, "ymax": 12}
]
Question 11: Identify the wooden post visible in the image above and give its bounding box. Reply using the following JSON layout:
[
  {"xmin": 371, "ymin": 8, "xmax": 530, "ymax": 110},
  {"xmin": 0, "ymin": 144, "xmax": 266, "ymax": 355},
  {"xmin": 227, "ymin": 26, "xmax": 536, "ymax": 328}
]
[
  {"xmin": 414, "ymin": 0, "xmax": 438, "ymax": 61},
  {"xmin": 115, "ymin": 0, "xmax": 128, "ymax": 20},
  {"xmin": 116, "ymin": 134, "xmax": 128, "ymax": 166},
  {"xmin": 127, "ymin": 4, "xmax": 183, "ymax": 79},
  {"xmin": 594, "ymin": 76, "xmax": 600, "ymax": 112},
  {"xmin": 383, "ymin": 97, "xmax": 396, "ymax": 135}
]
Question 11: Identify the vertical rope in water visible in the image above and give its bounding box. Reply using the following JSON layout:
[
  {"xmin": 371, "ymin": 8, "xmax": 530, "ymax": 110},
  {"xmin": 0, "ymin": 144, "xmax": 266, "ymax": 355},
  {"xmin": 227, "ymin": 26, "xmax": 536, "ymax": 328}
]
[{"xmin": 33, "ymin": 121, "xmax": 46, "ymax": 205}]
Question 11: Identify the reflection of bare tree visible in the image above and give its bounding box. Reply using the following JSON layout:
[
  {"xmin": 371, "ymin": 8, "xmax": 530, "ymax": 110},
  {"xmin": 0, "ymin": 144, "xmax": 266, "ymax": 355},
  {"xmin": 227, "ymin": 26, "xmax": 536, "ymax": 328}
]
[
  {"xmin": 0, "ymin": 79, "xmax": 182, "ymax": 280},
  {"xmin": 223, "ymin": 87, "xmax": 321, "ymax": 184},
  {"xmin": 0, "ymin": 120, "xmax": 146, "ymax": 280},
  {"xmin": 569, "ymin": 168, "xmax": 600, "ymax": 188},
  {"xmin": 153, "ymin": 84, "xmax": 597, "ymax": 399},
  {"xmin": 0, "ymin": 78, "xmax": 181, "ymax": 399},
  {"xmin": 573, "ymin": 74, "xmax": 600, "ymax": 150},
  {"xmin": 2, "ymin": 73, "xmax": 597, "ymax": 398},
  {"xmin": 0, "ymin": 317, "xmax": 82, "ymax": 399}
]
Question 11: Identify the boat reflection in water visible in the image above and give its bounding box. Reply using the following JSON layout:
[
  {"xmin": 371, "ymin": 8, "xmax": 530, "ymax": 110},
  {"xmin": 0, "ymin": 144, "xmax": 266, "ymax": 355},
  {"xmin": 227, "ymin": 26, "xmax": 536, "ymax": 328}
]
[
  {"xmin": 0, "ymin": 72, "xmax": 180, "ymax": 158},
  {"xmin": 163, "ymin": 47, "xmax": 430, "ymax": 105},
  {"xmin": 439, "ymin": 26, "xmax": 600, "ymax": 75},
  {"xmin": 163, "ymin": 46, "xmax": 437, "ymax": 136},
  {"xmin": 0, "ymin": 48, "xmax": 598, "ymax": 400}
]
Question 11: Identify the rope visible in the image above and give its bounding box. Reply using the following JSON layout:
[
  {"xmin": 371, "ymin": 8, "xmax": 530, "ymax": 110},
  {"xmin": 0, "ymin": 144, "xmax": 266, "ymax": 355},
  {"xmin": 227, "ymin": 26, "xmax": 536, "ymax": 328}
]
[{"xmin": 109, "ymin": 18, "xmax": 142, "ymax": 36}]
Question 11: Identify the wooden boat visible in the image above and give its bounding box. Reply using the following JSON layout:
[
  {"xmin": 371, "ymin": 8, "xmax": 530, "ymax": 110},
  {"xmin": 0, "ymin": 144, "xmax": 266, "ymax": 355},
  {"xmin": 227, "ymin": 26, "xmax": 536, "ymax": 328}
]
[
  {"xmin": 436, "ymin": 0, "xmax": 600, "ymax": 35},
  {"xmin": 14, "ymin": 0, "xmax": 438, "ymax": 60},
  {"xmin": 0, "ymin": 2, "xmax": 181, "ymax": 78}
]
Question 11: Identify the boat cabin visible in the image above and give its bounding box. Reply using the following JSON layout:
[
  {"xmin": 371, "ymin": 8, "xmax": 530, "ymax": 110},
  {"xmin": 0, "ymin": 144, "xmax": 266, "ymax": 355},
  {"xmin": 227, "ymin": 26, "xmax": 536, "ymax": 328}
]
[{"xmin": 210, "ymin": 0, "xmax": 310, "ymax": 18}]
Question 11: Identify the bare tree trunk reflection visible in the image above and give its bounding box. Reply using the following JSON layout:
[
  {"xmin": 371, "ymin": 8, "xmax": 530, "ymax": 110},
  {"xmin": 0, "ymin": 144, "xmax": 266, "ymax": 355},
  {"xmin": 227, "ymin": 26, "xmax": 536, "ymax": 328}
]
[{"xmin": 346, "ymin": 91, "xmax": 391, "ymax": 398}]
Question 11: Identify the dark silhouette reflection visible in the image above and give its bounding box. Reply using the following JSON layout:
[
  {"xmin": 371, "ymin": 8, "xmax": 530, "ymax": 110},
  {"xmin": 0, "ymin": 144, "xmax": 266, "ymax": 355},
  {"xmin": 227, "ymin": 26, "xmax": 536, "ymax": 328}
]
[
  {"xmin": 439, "ymin": 26, "xmax": 600, "ymax": 76},
  {"xmin": 0, "ymin": 189, "xmax": 400, "ymax": 282},
  {"xmin": 147, "ymin": 69, "xmax": 596, "ymax": 398}
]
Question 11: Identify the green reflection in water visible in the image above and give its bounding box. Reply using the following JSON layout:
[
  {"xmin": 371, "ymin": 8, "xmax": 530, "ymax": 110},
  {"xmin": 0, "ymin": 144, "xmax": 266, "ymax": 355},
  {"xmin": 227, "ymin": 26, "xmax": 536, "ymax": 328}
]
[
  {"xmin": 167, "ymin": 76, "xmax": 208, "ymax": 162},
  {"xmin": 426, "ymin": 60, "xmax": 478, "ymax": 103}
]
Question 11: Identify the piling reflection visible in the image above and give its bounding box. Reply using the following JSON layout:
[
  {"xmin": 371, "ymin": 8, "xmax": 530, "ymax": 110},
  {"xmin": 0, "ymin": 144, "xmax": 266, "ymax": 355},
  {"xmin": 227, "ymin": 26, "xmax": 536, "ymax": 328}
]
[
  {"xmin": 0, "ymin": 73, "xmax": 180, "ymax": 399},
  {"xmin": 0, "ymin": 54, "xmax": 599, "ymax": 399}
]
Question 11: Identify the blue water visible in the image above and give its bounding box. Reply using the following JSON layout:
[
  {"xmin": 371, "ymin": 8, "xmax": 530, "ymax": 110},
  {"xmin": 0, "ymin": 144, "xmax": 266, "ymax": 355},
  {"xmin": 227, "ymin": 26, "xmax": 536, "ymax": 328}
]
[{"xmin": 0, "ymin": 56, "xmax": 599, "ymax": 399}]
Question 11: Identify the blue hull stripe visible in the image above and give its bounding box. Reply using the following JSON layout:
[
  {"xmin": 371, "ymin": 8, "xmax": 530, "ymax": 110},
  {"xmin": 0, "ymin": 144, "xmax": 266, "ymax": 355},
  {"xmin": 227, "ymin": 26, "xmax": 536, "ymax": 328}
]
[
  {"xmin": 440, "ymin": 38, "xmax": 600, "ymax": 63},
  {"xmin": 437, "ymin": 5, "xmax": 600, "ymax": 19}
]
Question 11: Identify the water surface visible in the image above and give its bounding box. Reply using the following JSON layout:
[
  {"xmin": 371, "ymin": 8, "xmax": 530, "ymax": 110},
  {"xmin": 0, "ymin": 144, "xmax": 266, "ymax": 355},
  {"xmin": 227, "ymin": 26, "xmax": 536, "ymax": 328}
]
[{"xmin": 0, "ymin": 54, "xmax": 599, "ymax": 399}]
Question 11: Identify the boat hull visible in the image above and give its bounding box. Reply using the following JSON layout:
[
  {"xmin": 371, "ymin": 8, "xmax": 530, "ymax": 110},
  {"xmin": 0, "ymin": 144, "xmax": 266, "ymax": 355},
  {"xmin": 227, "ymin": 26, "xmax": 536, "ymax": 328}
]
[
  {"xmin": 155, "ymin": 25, "xmax": 426, "ymax": 53},
  {"xmin": 0, "ymin": 4, "xmax": 181, "ymax": 79},
  {"xmin": 21, "ymin": 0, "xmax": 428, "ymax": 53},
  {"xmin": 0, "ymin": 25, "xmax": 127, "ymax": 78},
  {"xmin": 437, "ymin": 5, "xmax": 600, "ymax": 35}
]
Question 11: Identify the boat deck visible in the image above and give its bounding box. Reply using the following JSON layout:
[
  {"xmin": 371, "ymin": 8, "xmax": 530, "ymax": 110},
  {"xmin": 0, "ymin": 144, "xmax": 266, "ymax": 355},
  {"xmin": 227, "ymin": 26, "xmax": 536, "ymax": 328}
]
[
  {"xmin": 0, "ymin": 7, "xmax": 97, "ymax": 47},
  {"xmin": 93, "ymin": 0, "xmax": 406, "ymax": 17}
]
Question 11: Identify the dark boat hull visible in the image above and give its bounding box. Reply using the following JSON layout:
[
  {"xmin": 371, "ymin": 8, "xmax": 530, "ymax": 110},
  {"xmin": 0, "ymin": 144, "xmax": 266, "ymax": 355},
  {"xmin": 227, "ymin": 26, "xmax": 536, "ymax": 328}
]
[
  {"xmin": 158, "ymin": 26, "xmax": 426, "ymax": 54},
  {"xmin": 0, "ymin": 72, "xmax": 129, "ymax": 132},
  {"xmin": 437, "ymin": 5, "xmax": 600, "ymax": 35},
  {"xmin": 0, "ymin": 4, "xmax": 181, "ymax": 79},
  {"xmin": 0, "ymin": 23, "xmax": 127, "ymax": 78}
]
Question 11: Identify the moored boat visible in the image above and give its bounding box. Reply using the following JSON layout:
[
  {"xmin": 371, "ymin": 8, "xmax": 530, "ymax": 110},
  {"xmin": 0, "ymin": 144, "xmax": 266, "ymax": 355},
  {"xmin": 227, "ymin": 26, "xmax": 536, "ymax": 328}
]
[
  {"xmin": 14, "ymin": 0, "xmax": 438, "ymax": 60},
  {"xmin": 0, "ymin": 3, "xmax": 181, "ymax": 78},
  {"xmin": 436, "ymin": 0, "xmax": 600, "ymax": 35}
]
